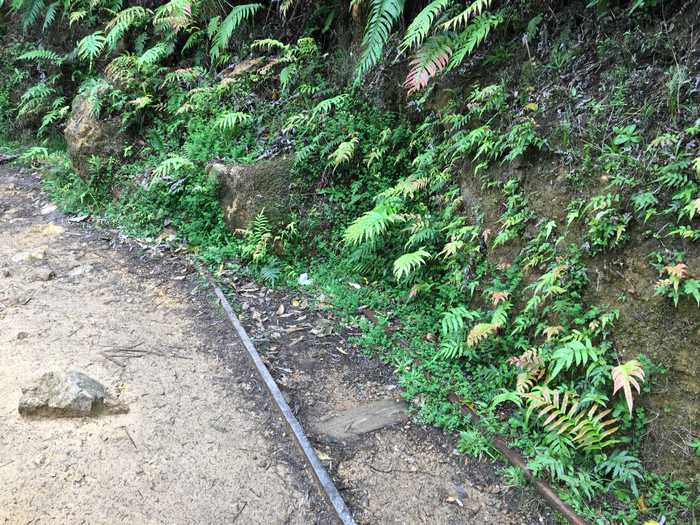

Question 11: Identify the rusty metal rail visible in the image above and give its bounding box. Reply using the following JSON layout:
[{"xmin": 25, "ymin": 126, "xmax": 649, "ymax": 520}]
[{"xmin": 200, "ymin": 269, "xmax": 357, "ymax": 525}]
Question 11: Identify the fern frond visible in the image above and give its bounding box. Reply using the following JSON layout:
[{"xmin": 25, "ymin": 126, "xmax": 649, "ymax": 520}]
[
  {"xmin": 76, "ymin": 31, "xmax": 106, "ymax": 62},
  {"xmin": 161, "ymin": 67, "xmax": 205, "ymax": 88},
  {"xmin": 440, "ymin": 0, "xmax": 492, "ymax": 31},
  {"xmin": 438, "ymin": 336, "xmax": 465, "ymax": 360},
  {"xmin": 446, "ymin": 13, "xmax": 502, "ymax": 72},
  {"xmin": 328, "ymin": 136, "xmax": 359, "ymax": 170},
  {"xmin": 355, "ymin": 0, "xmax": 406, "ymax": 82},
  {"xmin": 382, "ymin": 175, "xmax": 430, "ymax": 198},
  {"xmin": 215, "ymin": 111, "xmax": 252, "ymax": 132},
  {"xmin": 153, "ymin": 0, "xmax": 193, "ymax": 32},
  {"xmin": 242, "ymin": 210, "xmax": 273, "ymax": 262},
  {"xmin": 393, "ymin": 248, "xmax": 430, "ymax": 280},
  {"xmin": 17, "ymin": 0, "xmax": 45, "ymax": 31},
  {"xmin": 137, "ymin": 41, "xmax": 172, "ymax": 69},
  {"xmin": 490, "ymin": 302, "xmax": 510, "ymax": 327},
  {"xmin": 106, "ymin": 6, "xmax": 152, "ymax": 50},
  {"xmin": 550, "ymin": 338, "xmax": 602, "ymax": 379},
  {"xmin": 69, "ymin": 10, "xmax": 86, "ymax": 25},
  {"xmin": 405, "ymin": 34, "xmax": 452, "ymax": 94},
  {"xmin": 279, "ymin": 0, "xmax": 297, "ymax": 17},
  {"xmin": 400, "ymin": 0, "xmax": 453, "ymax": 52},
  {"xmin": 128, "ymin": 95, "xmax": 152, "ymax": 109},
  {"xmin": 153, "ymin": 155, "xmax": 195, "ymax": 180},
  {"xmin": 441, "ymin": 306, "xmax": 479, "ymax": 335},
  {"xmin": 42, "ymin": 1, "xmax": 58, "ymax": 31},
  {"xmin": 210, "ymin": 3, "xmax": 262, "ymax": 65},
  {"xmin": 611, "ymin": 360, "xmax": 645, "ymax": 415},
  {"xmin": 439, "ymin": 239, "xmax": 463, "ymax": 258},
  {"xmin": 311, "ymin": 94, "xmax": 350, "ymax": 118},
  {"xmin": 467, "ymin": 322, "xmax": 497, "ymax": 347},
  {"xmin": 525, "ymin": 387, "xmax": 620, "ymax": 452},
  {"xmin": 17, "ymin": 48, "xmax": 63, "ymax": 65},
  {"xmin": 344, "ymin": 202, "xmax": 400, "ymax": 245}
]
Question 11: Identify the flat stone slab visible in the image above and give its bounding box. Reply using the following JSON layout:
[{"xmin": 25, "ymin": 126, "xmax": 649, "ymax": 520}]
[{"xmin": 313, "ymin": 399, "xmax": 409, "ymax": 441}]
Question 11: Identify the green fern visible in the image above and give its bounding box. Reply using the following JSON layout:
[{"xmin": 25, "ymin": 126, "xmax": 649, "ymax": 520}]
[
  {"xmin": 327, "ymin": 136, "xmax": 359, "ymax": 170},
  {"xmin": 215, "ymin": 111, "xmax": 252, "ymax": 132},
  {"xmin": 210, "ymin": 3, "xmax": 262, "ymax": 65},
  {"xmin": 42, "ymin": 0, "xmax": 57, "ymax": 31},
  {"xmin": 38, "ymin": 96, "xmax": 68, "ymax": 135},
  {"xmin": 393, "ymin": 248, "xmax": 430, "ymax": 280},
  {"xmin": 550, "ymin": 337, "xmax": 603, "ymax": 379},
  {"xmin": 17, "ymin": 48, "xmax": 63, "ymax": 65},
  {"xmin": 441, "ymin": 305, "xmax": 480, "ymax": 335},
  {"xmin": 152, "ymin": 156, "xmax": 195, "ymax": 182},
  {"xmin": 17, "ymin": 78, "xmax": 58, "ymax": 118},
  {"xmin": 400, "ymin": 0, "xmax": 453, "ymax": 52},
  {"xmin": 106, "ymin": 6, "xmax": 152, "ymax": 50},
  {"xmin": 446, "ymin": 13, "xmax": 502, "ymax": 72},
  {"xmin": 355, "ymin": 0, "xmax": 406, "ymax": 83},
  {"xmin": 137, "ymin": 41, "xmax": 172, "ymax": 69},
  {"xmin": 76, "ymin": 31, "xmax": 106, "ymax": 62},
  {"xmin": 242, "ymin": 210, "xmax": 273, "ymax": 263},
  {"xmin": 525, "ymin": 387, "xmax": 620, "ymax": 452},
  {"xmin": 344, "ymin": 202, "xmax": 401, "ymax": 245},
  {"xmin": 311, "ymin": 94, "xmax": 350, "ymax": 118},
  {"xmin": 441, "ymin": 0, "xmax": 493, "ymax": 31},
  {"xmin": 153, "ymin": 0, "xmax": 193, "ymax": 33}
]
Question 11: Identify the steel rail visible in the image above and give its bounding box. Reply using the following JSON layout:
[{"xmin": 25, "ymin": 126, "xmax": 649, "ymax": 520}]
[{"xmin": 201, "ymin": 269, "xmax": 356, "ymax": 525}]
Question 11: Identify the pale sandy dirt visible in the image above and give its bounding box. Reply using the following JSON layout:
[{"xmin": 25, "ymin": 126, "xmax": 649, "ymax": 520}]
[{"xmin": 0, "ymin": 167, "xmax": 331, "ymax": 525}]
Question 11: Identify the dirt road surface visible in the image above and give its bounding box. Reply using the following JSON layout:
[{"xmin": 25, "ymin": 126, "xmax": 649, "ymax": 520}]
[{"xmin": 0, "ymin": 166, "xmax": 333, "ymax": 524}]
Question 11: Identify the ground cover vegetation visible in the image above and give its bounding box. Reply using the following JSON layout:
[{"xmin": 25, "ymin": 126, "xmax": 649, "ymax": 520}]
[{"xmin": 1, "ymin": 0, "xmax": 699, "ymax": 523}]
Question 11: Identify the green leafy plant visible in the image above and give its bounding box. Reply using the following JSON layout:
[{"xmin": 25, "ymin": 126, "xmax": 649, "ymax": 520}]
[{"xmin": 655, "ymin": 263, "xmax": 700, "ymax": 307}]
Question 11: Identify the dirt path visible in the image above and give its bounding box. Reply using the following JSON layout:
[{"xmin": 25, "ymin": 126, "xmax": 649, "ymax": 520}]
[{"xmin": 0, "ymin": 166, "xmax": 333, "ymax": 524}]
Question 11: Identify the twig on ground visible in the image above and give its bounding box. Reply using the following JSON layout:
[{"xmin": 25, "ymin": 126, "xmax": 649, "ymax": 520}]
[
  {"xmin": 232, "ymin": 501, "xmax": 248, "ymax": 523},
  {"xmin": 121, "ymin": 426, "xmax": 138, "ymax": 449}
]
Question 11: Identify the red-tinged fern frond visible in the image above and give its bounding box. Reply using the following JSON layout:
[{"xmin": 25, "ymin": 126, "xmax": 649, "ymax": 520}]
[
  {"xmin": 490, "ymin": 290, "xmax": 510, "ymax": 305},
  {"xmin": 664, "ymin": 262, "xmax": 688, "ymax": 279},
  {"xmin": 515, "ymin": 369, "xmax": 544, "ymax": 394},
  {"xmin": 612, "ymin": 360, "xmax": 645, "ymax": 415},
  {"xmin": 467, "ymin": 322, "xmax": 497, "ymax": 347},
  {"xmin": 542, "ymin": 325, "xmax": 564, "ymax": 340},
  {"xmin": 508, "ymin": 349, "xmax": 544, "ymax": 394},
  {"xmin": 405, "ymin": 34, "xmax": 452, "ymax": 94},
  {"xmin": 508, "ymin": 349, "xmax": 543, "ymax": 370}
]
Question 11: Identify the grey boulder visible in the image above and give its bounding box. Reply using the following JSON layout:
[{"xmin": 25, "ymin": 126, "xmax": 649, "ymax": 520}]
[{"xmin": 18, "ymin": 370, "xmax": 128, "ymax": 418}]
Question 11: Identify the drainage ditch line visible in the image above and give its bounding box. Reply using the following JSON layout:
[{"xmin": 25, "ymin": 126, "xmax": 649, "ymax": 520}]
[{"xmin": 201, "ymin": 269, "xmax": 357, "ymax": 525}]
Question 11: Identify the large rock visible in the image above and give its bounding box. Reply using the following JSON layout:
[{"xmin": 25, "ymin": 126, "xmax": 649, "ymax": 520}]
[
  {"xmin": 64, "ymin": 89, "xmax": 123, "ymax": 180},
  {"xmin": 18, "ymin": 370, "xmax": 128, "ymax": 417},
  {"xmin": 208, "ymin": 156, "xmax": 294, "ymax": 231}
]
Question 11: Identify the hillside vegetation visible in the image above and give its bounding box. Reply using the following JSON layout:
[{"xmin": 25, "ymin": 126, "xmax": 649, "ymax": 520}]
[{"xmin": 1, "ymin": 1, "xmax": 699, "ymax": 523}]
